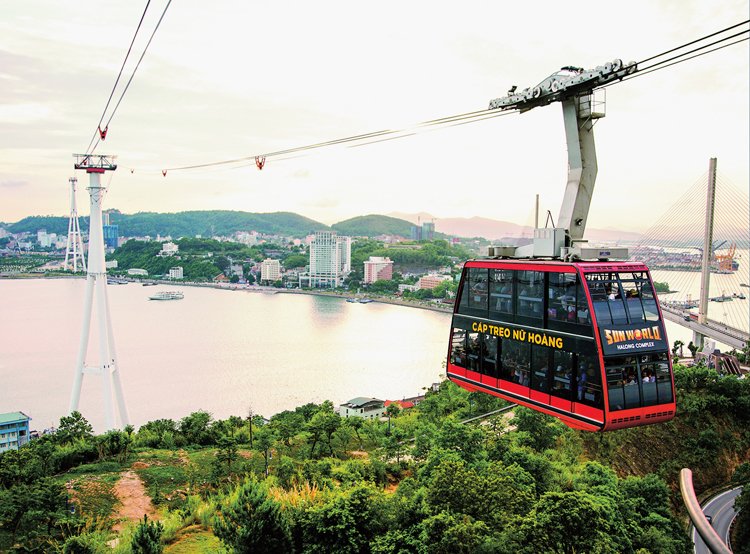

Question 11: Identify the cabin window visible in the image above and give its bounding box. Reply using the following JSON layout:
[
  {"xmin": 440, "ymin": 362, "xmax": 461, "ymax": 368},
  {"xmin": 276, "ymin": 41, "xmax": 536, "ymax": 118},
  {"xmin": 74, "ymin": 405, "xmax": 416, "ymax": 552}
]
[
  {"xmin": 459, "ymin": 268, "xmax": 489, "ymax": 315},
  {"xmin": 450, "ymin": 328, "xmax": 467, "ymax": 368},
  {"xmin": 551, "ymin": 350, "xmax": 573, "ymax": 399},
  {"xmin": 604, "ymin": 354, "xmax": 673, "ymax": 411},
  {"xmin": 482, "ymin": 334, "xmax": 498, "ymax": 377},
  {"xmin": 586, "ymin": 271, "xmax": 661, "ymax": 326},
  {"xmin": 576, "ymin": 352, "xmax": 602, "ymax": 408},
  {"xmin": 531, "ymin": 345, "xmax": 550, "ymax": 392},
  {"xmin": 548, "ymin": 272, "xmax": 577, "ymax": 323},
  {"xmin": 516, "ymin": 270, "xmax": 544, "ymax": 319},
  {"xmin": 466, "ymin": 332, "xmax": 481, "ymax": 372},
  {"xmin": 489, "ymin": 269, "xmax": 514, "ymax": 317}
]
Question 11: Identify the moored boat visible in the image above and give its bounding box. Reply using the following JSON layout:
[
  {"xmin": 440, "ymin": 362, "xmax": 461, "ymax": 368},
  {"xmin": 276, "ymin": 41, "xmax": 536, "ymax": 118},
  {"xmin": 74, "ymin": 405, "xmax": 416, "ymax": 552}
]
[{"xmin": 148, "ymin": 291, "xmax": 184, "ymax": 301}]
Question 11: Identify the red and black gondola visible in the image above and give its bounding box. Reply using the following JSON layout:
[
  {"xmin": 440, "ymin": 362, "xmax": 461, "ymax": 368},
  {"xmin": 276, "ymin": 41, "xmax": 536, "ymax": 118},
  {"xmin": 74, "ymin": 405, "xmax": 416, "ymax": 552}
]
[{"xmin": 447, "ymin": 259, "xmax": 676, "ymax": 431}]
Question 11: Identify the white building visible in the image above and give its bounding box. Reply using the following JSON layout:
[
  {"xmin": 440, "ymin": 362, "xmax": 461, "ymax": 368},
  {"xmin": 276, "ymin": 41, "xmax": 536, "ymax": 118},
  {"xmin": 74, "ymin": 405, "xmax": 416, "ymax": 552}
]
[
  {"xmin": 169, "ymin": 266, "xmax": 183, "ymax": 280},
  {"xmin": 160, "ymin": 242, "xmax": 179, "ymax": 256},
  {"xmin": 260, "ymin": 259, "xmax": 281, "ymax": 283},
  {"xmin": 302, "ymin": 231, "xmax": 352, "ymax": 288},
  {"xmin": 339, "ymin": 397, "xmax": 385, "ymax": 420},
  {"xmin": 127, "ymin": 268, "xmax": 148, "ymax": 276},
  {"xmin": 364, "ymin": 256, "xmax": 394, "ymax": 284}
]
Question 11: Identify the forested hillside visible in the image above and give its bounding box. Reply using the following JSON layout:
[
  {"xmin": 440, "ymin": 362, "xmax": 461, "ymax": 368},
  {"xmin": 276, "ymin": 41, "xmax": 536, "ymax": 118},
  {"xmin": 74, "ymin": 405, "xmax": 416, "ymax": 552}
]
[
  {"xmin": 332, "ymin": 215, "xmax": 415, "ymax": 237},
  {"xmin": 1, "ymin": 363, "xmax": 748, "ymax": 552},
  {"xmin": 8, "ymin": 211, "xmax": 328, "ymax": 238}
]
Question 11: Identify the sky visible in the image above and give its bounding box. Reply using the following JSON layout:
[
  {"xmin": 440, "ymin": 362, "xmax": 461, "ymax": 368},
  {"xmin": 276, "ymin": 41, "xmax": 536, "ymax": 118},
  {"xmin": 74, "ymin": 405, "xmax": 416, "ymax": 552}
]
[{"xmin": 1, "ymin": 1, "xmax": 748, "ymax": 233}]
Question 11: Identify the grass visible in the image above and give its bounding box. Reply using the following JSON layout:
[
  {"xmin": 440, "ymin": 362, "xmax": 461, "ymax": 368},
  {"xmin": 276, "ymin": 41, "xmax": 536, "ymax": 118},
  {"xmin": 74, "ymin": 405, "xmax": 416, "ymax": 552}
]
[{"xmin": 165, "ymin": 526, "xmax": 227, "ymax": 553}]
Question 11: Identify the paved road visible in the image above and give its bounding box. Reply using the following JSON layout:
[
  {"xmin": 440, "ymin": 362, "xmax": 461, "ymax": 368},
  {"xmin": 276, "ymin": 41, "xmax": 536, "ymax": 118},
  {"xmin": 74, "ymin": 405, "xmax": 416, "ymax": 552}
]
[{"xmin": 693, "ymin": 486, "xmax": 743, "ymax": 553}]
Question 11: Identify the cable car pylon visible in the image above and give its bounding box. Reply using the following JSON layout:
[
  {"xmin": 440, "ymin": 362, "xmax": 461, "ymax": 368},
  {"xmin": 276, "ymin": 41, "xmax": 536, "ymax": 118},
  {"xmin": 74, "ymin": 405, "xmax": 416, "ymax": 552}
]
[{"xmin": 69, "ymin": 153, "xmax": 130, "ymax": 431}]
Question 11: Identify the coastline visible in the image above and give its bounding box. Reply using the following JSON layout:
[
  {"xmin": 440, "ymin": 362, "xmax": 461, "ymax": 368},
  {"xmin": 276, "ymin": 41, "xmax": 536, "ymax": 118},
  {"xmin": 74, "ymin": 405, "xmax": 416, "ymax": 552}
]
[{"xmin": 2, "ymin": 273, "xmax": 455, "ymax": 314}]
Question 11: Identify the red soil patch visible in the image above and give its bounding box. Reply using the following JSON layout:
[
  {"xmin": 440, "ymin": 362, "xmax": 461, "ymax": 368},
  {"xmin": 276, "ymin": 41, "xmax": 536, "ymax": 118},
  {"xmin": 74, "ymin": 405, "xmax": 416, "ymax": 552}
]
[{"xmin": 112, "ymin": 470, "xmax": 157, "ymax": 532}]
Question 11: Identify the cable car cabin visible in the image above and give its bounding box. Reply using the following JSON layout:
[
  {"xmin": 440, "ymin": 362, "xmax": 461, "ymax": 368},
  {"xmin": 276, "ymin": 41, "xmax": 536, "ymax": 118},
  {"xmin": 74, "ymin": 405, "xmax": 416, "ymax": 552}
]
[{"xmin": 447, "ymin": 259, "xmax": 676, "ymax": 431}]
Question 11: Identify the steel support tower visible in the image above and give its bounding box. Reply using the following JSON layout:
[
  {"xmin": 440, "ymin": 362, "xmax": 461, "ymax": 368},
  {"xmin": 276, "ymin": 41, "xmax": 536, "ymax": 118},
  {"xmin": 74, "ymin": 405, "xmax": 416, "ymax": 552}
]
[
  {"xmin": 64, "ymin": 176, "xmax": 87, "ymax": 272},
  {"xmin": 69, "ymin": 154, "xmax": 129, "ymax": 430}
]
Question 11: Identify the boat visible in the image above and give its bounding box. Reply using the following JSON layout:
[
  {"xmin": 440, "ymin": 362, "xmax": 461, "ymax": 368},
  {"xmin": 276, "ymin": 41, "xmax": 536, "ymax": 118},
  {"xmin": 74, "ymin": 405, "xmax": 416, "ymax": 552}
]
[
  {"xmin": 358, "ymin": 298, "xmax": 373, "ymax": 304},
  {"xmin": 346, "ymin": 298, "xmax": 357, "ymax": 303},
  {"xmin": 107, "ymin": 278, "xmax": 128, "ymax": 285},
  {"xmin": 142, "ymin": 282, "xmax": 158, "ymax": 286},
  {"xmin": 148, "ymin": 291, "xmax": 184, "ymax": 301}
]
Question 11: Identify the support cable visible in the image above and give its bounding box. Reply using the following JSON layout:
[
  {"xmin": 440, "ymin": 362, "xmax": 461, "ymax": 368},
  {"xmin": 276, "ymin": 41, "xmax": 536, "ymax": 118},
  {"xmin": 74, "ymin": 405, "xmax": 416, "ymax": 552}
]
[
  {"xmin": 87, "ymin": 0, "xmax": 172, "ymax": 155},
  {"xmin": 84, "ymin": 1, "xmax": 152, "ymax": 155}
]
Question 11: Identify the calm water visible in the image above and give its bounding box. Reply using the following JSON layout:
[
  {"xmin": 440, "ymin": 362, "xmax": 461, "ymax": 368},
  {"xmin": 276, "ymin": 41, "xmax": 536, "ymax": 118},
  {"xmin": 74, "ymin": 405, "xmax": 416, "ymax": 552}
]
[{"xmin": 0, "ymin": 279, "xmax": 449, "ymax": 432}]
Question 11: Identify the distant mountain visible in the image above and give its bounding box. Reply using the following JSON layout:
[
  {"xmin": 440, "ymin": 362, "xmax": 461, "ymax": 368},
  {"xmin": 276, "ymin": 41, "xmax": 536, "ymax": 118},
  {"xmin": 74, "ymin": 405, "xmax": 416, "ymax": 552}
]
[
  {"xmin": 389, "ymin": 212, "xmax": 643, "ymax": 243},
  {"xmin": 7, "ymin": 210, "xmax": 644, "ymax": 243},
  {"xmin": 331, "ymin": 214, "xmax": 413, "ymax": 237},
  {"xmin": 8, "ymin": 211, "xmax": 329, "ymax": 238}
]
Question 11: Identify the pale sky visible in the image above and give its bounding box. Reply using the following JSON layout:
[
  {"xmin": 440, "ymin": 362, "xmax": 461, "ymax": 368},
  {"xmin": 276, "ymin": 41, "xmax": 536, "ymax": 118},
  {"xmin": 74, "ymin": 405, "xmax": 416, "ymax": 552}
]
[{"xmin": 1, "ymin": 1, "xmax": 748, "ymax": 232}]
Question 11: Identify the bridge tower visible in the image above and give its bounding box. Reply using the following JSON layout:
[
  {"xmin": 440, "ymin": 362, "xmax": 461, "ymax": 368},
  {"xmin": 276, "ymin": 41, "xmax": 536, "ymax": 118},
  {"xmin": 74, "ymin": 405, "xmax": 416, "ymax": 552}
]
[
  {"xmin": 69, "ymin": 154, "xmax": 130, "ymax": 430},
  {"xmin": 694, "ymin": 157, "xmax": 717, "ymax": 348},
  {"xmin": 64, "ymin": 176, "xmax": 87, "ymax": 272}
]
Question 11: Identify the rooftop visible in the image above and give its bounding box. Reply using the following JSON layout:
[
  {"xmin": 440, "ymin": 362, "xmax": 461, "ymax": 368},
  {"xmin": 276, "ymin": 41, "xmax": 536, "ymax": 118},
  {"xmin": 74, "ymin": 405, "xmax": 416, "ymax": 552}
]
[{"xmin": 0, "ymin": 411, "xmax": 31, "ymax": 424}]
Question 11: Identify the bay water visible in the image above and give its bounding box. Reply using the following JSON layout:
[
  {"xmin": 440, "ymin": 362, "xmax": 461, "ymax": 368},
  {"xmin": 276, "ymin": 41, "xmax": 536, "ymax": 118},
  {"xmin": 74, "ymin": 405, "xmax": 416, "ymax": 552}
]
[{"xmin": 0, "ymin": 279, "xmax": 449, "ymax": 432}]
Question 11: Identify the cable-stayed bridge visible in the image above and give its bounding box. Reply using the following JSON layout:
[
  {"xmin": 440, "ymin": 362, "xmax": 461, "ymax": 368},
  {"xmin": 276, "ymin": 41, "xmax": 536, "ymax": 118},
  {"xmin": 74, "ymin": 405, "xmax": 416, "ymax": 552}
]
[{"xmin": 630, "ymin": 160, "xmax": 749, "ymax": 350}]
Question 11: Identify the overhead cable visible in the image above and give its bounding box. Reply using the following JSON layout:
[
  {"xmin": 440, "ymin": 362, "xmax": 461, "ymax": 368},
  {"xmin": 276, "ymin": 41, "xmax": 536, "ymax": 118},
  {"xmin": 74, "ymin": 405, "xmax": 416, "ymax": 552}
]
[
  {"xmin": 87, "ymin": 0, "xmax": 173, "ymax": 155},
  {"xmin": 83, "ymin": 1, "xmax": 152, "ymax": 155}
]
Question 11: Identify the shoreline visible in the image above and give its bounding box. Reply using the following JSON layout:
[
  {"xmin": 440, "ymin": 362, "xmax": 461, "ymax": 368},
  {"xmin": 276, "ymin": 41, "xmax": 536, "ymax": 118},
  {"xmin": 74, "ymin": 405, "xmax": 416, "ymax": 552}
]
[{"xmin": 1, "ymin": 273, "xmax": 455, "ymax": 314}]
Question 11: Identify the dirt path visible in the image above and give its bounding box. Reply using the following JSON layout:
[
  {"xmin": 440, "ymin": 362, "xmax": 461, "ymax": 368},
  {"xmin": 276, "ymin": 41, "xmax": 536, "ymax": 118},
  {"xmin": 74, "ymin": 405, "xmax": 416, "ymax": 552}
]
[{"xmin": 112, "ymin": 470, "xmax": 157, "ymax": 532}]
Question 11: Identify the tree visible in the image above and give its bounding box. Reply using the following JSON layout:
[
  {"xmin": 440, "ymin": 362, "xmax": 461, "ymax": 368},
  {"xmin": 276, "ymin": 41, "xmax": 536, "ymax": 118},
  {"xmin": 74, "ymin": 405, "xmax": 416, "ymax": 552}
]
[
  {"xmin": 179, "ymin": 411, "xmax": 213, "ymax": 446},
  {"xmin": 56, "ymin": 411, "xmax": 94, "ymax": 445},
  {"xmin": 385, "ymin": 403, "xmax": 401, "ymax": 434},
  {"xmin": 131, "ymin": 514, "xmax": 164, "ymax": 554},
  {"xmin": 216, "ymin": 435, "xmax": 239, "ymax": 477},
  {"xmin": 214, "ymin": 480, "xmax": 292, "ymax": 554},
  {"xmin": 254, "ymin": 426, "xmax": 276, "ymax": 477},
  {"xmin": 522, "ymin": 491, "xmax": 618, "ymax": 554},
  {"xmin": 512, "ymin": 407, "xmax": 563, "ymax": 452}
]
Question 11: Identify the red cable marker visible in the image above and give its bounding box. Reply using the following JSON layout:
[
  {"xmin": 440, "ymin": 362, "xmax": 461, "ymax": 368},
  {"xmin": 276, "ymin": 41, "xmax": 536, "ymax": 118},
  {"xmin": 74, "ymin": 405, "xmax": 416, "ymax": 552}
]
[
  {"xmin": 98, "ymin": 126, "xmax": 108, "ymax": 140},
  {"xmin": 162, "ymin": 170, "xmax": 167, "ymax": 177},
  {"xmin": 255, "ymin": 156, "xmax": 266, "ymax": 170}
]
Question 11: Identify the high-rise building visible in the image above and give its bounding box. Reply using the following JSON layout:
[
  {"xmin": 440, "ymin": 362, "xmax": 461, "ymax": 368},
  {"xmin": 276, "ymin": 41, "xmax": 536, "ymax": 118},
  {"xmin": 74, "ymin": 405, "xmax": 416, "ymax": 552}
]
[
  {"xmin": 410, "ymin": 225, "xmax": 422, "ymax": 241},
  {"xmin": 304, "ymin": 231, "xmax": 352, "ymax": 288},
  {"xmin": 260, "ymin": 258, "xmax": 281, "ymax": 283},
  {"xmin": 101, "ymin": 211, "xmax": 119, "ymax": 250},
  {"xmin": 422, "ymin": 221, "xmax": 435, "ymax": 241},
  {"xmin": 364, "ymin": 256, "xmax": 394, "ymax": 284}
]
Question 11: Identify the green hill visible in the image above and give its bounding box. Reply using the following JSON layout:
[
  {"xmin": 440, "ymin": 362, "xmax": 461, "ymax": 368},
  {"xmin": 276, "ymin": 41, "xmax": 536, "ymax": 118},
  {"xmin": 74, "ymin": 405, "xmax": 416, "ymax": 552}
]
[
  {"xmin": 332, "ymin": 214, "xmax": 414, "ymax": 237},
  {"xmin": 8, "ymin": 210, "xmax": 328, "ymax": 238}
]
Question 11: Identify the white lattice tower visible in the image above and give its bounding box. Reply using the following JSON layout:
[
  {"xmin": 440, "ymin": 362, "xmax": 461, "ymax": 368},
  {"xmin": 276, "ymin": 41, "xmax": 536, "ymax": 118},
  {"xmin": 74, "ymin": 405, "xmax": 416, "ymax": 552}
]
[
  {"xmin": 64, "ymin": 177, "xmax": 87, "ymax": 272},
  {"xmin": 69, "ymin": 154, "xmax": 129, "ymax": 430}
]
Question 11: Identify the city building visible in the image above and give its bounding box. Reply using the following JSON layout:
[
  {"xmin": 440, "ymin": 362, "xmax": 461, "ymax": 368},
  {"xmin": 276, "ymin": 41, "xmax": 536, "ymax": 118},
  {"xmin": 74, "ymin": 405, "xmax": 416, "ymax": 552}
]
[
  {"xmin": 339, "ymin": 397, "xmax": 385, "ymax": 420},
  {"xmin": 300, "ymin": 231, "xmax": 351, "ymax": 288},
  {"xmin": 160, "ymin": 242, "xmax": 179, "ymax": 256},
  {"xmin": 127, "ymin": 268, "xmax": 148, "ymax": 276},
  {"xmin": 364, "ymin": 256, "xmax": 394, "ymax": 284},
  {"xmin": 0, "ymin": 411, "xmax": 31, "ymax": 453},
  {"xmin": 260, "ymin": 258, "xmax": 281, "ymax": 283},
  {"xmin": 410, "ymin": 225, "xmax": 422, "ymax": 241},
  {"xmin": 229, "ymin": 263, "xmax": 244, "ymax": 278},
  {"xmin": 168, "ymin": 266, "xmax": 183, "ymax": 280},
  {"xmin": 102, "ymin": 211, "xmax": 119, "ymax": 251},
  {"xmin": 422, "ymin": 221, "xmax": 435, "ymax": 241},
  {"xmin": 417, "ymin": 273, "xmax": 452, "ymax": 290}
]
